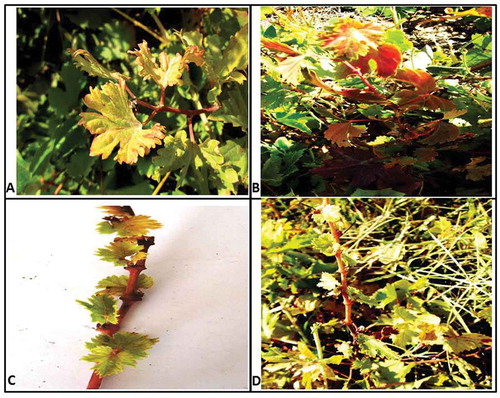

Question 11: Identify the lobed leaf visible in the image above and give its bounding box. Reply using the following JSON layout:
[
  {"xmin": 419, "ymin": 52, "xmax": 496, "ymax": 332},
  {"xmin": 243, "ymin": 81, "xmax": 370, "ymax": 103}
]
[
  {"xmin": 100, "ymin": 215, "xmax": 163, "ymax": 237},
  {"xmin": 95, "ymin": 241, "xmax": 145, "ymax": 266},
  {"xmin": 129, "ymin": 40, "xmax": 205, "ymax": 89},
  {"xmin": 320, "ymin": 18, "xmax": 385, "ymax": 59},
  {"xmin": 82, "ymin": 332, "xmax": 159, "ymax": 377},
  {"xmin": 79, "ymin": 82, "xmax": 166, "ymax": 164},
  {"xmin": 77, "ymin": 294, "xmax": 118, "ymax": 324},
  {"xmin": 444, "ymin": 333, "xmax": 492, "ymax": 354},
  {"xmin": 324, "ymin": 122, "xmax": 366, "ymax": 147}
]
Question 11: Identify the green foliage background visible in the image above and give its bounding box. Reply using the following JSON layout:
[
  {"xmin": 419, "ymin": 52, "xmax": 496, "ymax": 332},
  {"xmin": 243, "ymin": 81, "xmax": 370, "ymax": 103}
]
[
  {"xmin": 262, "ymin": 198, "xmax": 492, "ymax": 389},
  {"xmin": 17, "ymin": 8, "xmax": 248, "ymax": 195}
]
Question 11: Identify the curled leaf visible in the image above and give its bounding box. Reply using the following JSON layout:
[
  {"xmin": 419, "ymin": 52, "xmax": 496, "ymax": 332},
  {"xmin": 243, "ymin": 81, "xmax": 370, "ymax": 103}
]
[{"xmin": 67, "ymin": 48, "xmax": 128, "ymax": 81}]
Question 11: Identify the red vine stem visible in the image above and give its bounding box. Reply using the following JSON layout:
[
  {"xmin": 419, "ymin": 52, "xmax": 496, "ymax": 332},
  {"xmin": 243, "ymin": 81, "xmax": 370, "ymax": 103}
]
[
  {"xmin": 124, "ymin": 82, "xmax": 220, "ymax": 117},
  {"xmin": 322, "ymin": 199, "xmax": 357, "ymax": 337},
  {"xmin": 87, "ymin": 235, "xmax": 156, "ymax": 389},
  {"xmin": 338, "ymin": 60, "xmax": 385, "ymax": 98}
]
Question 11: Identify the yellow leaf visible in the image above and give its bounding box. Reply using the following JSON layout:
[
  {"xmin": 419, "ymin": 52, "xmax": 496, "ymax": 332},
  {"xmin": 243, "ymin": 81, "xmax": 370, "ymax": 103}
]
[{"xmin": 79, "ymin": 82, "xmax": 166, "ymax": 164}]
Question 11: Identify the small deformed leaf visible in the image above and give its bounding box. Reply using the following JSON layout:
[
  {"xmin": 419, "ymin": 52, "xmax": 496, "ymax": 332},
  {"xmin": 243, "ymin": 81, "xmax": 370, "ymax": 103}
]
[
  {"xmin": 100, "ymin": 206, "xmax": 135, "ymax": 217},
  {"xmin": 312, "ymin": 233, "xmax": 340, "ymax": 256},
  {"xmin": 79, "ymin": 82, "xmax": 166, "ymax": 164},
  {"xmin": 95, "ymin": 241, "xmax": 145, "ymax": 266},
  {"xmin": 317, "ymin": 272, "xmax": 341, "ymax": 296}
]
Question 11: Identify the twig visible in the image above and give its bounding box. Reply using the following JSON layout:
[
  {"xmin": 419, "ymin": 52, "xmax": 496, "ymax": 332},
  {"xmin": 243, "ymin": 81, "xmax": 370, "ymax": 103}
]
[
  {"xmin": 112, "ymin": 8, "xmax": 165, "ymax": 44},
  {"xmin": 152, "ymin": 171, "xmax": 172, "ymax": 195},
  {"xmin": 322, "ymin": 199, "xmax": 357, "ymax": 337}
]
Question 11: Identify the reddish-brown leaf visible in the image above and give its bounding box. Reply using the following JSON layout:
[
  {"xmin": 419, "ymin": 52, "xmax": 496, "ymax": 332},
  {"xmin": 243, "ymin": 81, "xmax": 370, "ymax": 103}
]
[
  {"xmin": 394, "ymin": 69, "xmax": 436, "ymax": 93},
  {"xmin": 261, "ymin": 38, "xmax": 302, "ymax": 56},
  {"xmin": 351, "ymin": 43, "xmax": 401, "ymax": 77},
  {"xmin": 420, "ymin": 121, "xmax": 460, "ymax": 145},
  {"xmin": 414, "ymin": 147, "xmax": 438, "ymax": 162},
  {"xmin": 324, "ymin": 122, "xmax": 367, "ymax": 147},
  {"xmin": 423, "ymin": 95, "xmax": 456, "ymax": 112},
  {"xmin": 464, "ymin": 157, "xmax": 491, "ymax": 181}
]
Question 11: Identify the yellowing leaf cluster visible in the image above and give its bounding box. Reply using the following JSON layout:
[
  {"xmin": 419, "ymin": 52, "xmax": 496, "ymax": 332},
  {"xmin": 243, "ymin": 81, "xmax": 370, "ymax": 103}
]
[{"xmin": 129, "ymin": 40, "xmax": 205, "ymax": 89}]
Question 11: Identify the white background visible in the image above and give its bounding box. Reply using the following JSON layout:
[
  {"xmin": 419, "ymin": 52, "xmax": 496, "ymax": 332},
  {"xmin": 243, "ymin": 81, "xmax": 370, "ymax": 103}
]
[{"xmin": 6, "ymin": 200, "xmax": 249, "ymax": 390}]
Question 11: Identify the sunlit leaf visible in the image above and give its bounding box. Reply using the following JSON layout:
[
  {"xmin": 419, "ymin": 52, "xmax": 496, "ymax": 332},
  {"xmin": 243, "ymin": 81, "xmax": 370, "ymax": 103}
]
[
  {"xmin": 262, "ymin": 38, "xmax": 302, "ymax": 56},
  {"xmin": 129, "ymin": 41, "xmax": 204, "ymax": 89},
  {"xmin": 320, "ymin": 18, "xmax": 385, "ymax": 59},
  {"xmin": 79, "ymin": 82, "xmax": 166, "ymax": 164},
  {"xmin": 67, "ymin": 48, "xmax": 128, "ymax": 81},
  {"xmin": 444, "ymin": 332, "xmax": 492, "ymax": 354},
  {"xmin": 394, "ymin": 69, "xmax": 436, "ymax": 93}
]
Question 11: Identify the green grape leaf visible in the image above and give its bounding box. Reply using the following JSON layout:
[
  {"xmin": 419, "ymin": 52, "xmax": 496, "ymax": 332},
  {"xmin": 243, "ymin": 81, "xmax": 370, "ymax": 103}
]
[
  {"xmin": 96, "ymin": 221, "xmax": 116, "ymax": 234},
  {"xmin": 477, "ymin": 306, "xmax": 492, "ymax": 326},
  {"xmin": 274, "ymin": 111, "xmax": 315, "ymax": 133},
  {"xmin": 95, "ymin": 274, "xmax": 154, "ymax": 296},
  {"xmin": 66, "ymin": 150, "xmax": 96, "ymax": 178},
  {"xmin": 67, "ymin": 48, "xmax": 128, "ymax": 81},
  {"xmin": 312, "ymin": 233, "xmax": 339, "ymax": 256},
  {"xmin": 95, "ymin": 241, "xmax": 145, "ymax": 266},
  {"xmin": 82, "ymin": 332, "xmax": 159, "ymax": 377},
  {"xmin": 129, "ymin": 40, "xmax": 205, "ymax": 89},
  {"xmin": 357, "ymin": 334, "xmax": 399, "ymax": 359},
  {"xmin": 77, "ymin": 294, "xmax": 118, "ymax": 324},
  {"xmin": 99, "ymin": 215, "xmax": 163, "ymax": 237},
  {"xmin": 219, "ymin": 23, "xmax": 248, "ymax": 81},
  {"xmin": 219, "ymin": 137, "xmax": 248, "ymax": 183},
  {"xmin": 79, "ymin": 82, "xmax": 166, "ymax": 164},
  {"xmin": 209, "ymin": 81, "xmax": 248, "ymax": 132},
  {"xmin": 152, "ymin": 130, "xmax": 191, "ymax": 172}
]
